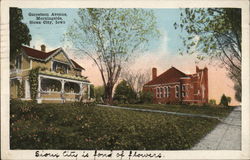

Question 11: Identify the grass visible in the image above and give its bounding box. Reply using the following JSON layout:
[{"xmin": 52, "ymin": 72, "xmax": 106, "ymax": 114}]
[
  {"xmin": 10, "ymin": 100, "xmax": 232, "ymax": 150},
  {"xmin": 117, "ymin": 103, "xmax": 234, "ymax": 118}
]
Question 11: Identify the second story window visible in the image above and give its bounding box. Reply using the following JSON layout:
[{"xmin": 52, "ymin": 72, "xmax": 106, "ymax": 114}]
[
  {"xmin": 52, "ymin": 61, "xmax": 69, "ymax": 74},
  {"xmin": 15, "ymin": 55, "xmax": 22, "ymax": 69}
]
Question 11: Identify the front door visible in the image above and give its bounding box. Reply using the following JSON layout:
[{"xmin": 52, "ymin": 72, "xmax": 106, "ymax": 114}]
[{"xmin": 25, "ymin": 79, "xmax": 30, "ymax": 99}]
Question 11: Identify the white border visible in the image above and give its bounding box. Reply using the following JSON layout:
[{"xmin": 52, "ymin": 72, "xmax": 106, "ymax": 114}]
[{"xmin": 1, "ymin": 0, "xmax": 249, "ymax": 159}]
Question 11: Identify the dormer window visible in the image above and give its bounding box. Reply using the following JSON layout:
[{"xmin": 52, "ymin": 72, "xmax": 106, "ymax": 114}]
[{"xmin": 52, "ymin": 61, "xmax": 70, "ymax": 74}]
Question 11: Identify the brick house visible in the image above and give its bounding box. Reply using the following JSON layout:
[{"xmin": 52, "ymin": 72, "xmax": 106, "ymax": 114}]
[
  {"xmin": 143, "ymin": 66, "xmax": 208, "ymax": 104},
  {"xmin": 10, "ymin": 45, "xmax": 91, "ymax": 103}
]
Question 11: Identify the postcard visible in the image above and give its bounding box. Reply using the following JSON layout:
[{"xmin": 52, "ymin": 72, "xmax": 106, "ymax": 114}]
[{"xmin": 1, "ymin": 0, "xmax": 250, "ymax": 160}]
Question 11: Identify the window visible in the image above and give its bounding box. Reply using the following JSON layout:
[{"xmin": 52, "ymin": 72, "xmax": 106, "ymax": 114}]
[
  {"xmin": 156, "ymin": 88, "xmax": 160, "ymax": 98},
  {"xmin": 163, "ymin": 87, "xmax": 166, "ymax": 98},
  {"xmin": 175, "ymin": 85, "xmax": 180, "ymax": 98},
  {"xmin": 197, "ymin": 89, "xmax": 200, "ymax": 95},
  {"xmin": 52, "ymin": 61, "xmax": 69, "ymax": 74},
  {"xmin": 15, "ymin": 55, "xmax": 22, "ymax": 69},
  {"xmin": 160, "ymin": 87, "xmax": 163, "ymax": 98},
  {"xmin": 182, "ymin": 85, "xmax": 186, "ymax": 97},
  {"xmin": 165, "ymin": 86, "xmax": 170, "ymax": 98}
]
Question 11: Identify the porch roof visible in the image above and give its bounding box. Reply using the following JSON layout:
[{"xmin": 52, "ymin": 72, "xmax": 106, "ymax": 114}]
[{"xmin": 39, "ymin": 70, "xmax": 90, "ymax": 83}]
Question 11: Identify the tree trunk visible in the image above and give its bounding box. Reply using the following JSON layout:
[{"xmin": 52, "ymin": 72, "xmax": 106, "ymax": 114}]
[{"xmin": 104, "ymin": 84, "xmax": 114, "ymax": 104}]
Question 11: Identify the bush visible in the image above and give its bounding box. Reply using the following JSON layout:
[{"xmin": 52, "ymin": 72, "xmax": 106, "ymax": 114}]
[
  {"xmin": 94, "ymin": 86, "xmax": 105, "ymax": 103},
  {"xmin": 220, "ymin": 94, "xmax": 231, "ymax": 106},
  {"xmin": 29, "ymin": 67, "xmax": 40, "ymax": 100},
  {"xmin": 113, "ymin": 80, "xmax": 137, "ymax": 104},
  {"xmin": 139, "ymin": 91, "xmax": 153, "ymax": 104},
  {"xmin": 10, "ymin": 99, "xmax": 36, "ymax": 114},
  {"xmin": 209, "ymin": 99, "xmax": 216, "ymax": 105}
]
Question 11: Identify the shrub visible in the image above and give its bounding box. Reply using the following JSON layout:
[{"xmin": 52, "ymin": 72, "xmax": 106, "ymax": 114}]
[
  {"xmin": 94, "ymin": 86, "xmax": 105, "ymax": 103},
  {"xmin": 209, "ymin": 99, "xmax": 216, "ymax": 105},
  {"xmin": 220, "ymin": 94, "xmax": 231, "ymax": 106},
  {"xmin": 29, "ymin": 67, "xmax": 40, "ymax": 100},
  {"xmin": 139, "ymin": 91, "xmax": 153, "ymax": 103},
  {"xmin": 17, "ymin": 80, "xmax": 25, "ymax": 98},
  {"xmin": 10, "ymin": 99, "xmax": 36, "ymax": 114},
  {"xmin": 113, "ymin": 80, "xmax": 137, "ymax": 104}
]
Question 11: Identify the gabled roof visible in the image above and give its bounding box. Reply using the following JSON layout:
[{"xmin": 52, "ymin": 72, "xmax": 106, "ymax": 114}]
[
  {"xmin": 21, "ymin": 46, "xmax": 84, "ymax": 70},
  {"xmin": 70, "ymin": 59, "xmax": 85, "ymax": 70},
  {"xmin": 22, "ymin": 46, "xmax": 59, "ymax": 60},
  {"xmin": 145, "ymin": 67, "xmax": 189, "ymax": 85}
]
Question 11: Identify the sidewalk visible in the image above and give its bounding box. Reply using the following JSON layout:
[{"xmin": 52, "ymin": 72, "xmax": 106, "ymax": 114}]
[
  {"xmin": 192, "ymin": 106, "xmax": 241, "ymax": 150},
  {"xmin": 97, "ymin": 104, "xmax": 222, "ymax": 120}
]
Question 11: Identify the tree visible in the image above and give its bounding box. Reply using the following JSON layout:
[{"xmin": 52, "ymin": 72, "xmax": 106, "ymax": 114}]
[
  {"xmin": 220, "ymin": 94, "xmax": 231, "ymax": 106},
  {"xmin": 89, "ymin": 84, "xmax": 95, "ymax": 99},
  {"xmin": 113, "ymin": 80, "xmax": 137, "ymax": 104},
  {"xmin": 121, "ymin": 69, "xmax": 151, "ymax": 95},
  {"xmin": 234, "ymin": 83, "xmax": 241, "ymax": 102},
  {"xmin": 174, "ymin": 8, "xmax": 241, "ymax": 102},
  {"xmin": 10, "ymin": 8, "xmax": 32, "ymax": 62},
  {"xmin": 65, "ymin": 8, "xmax": 159, "ymax": 104},
  {"xmin": 227, "ymin": 96, "xmax": 231, "ymax": 104}
]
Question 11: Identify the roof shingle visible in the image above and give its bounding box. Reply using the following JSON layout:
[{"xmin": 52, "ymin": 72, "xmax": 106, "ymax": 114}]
[
  {"xmin": 21, "ymin": 46, "xmax": 84, "ymax": 70},
  {"xmin": 70, "ymin": 59, "xmax": 85, "ymax": 70},
  {"xmin": 145, "ymin": 67, "xmax": 189, "ymax": 85},
  {"xmin": 22, "ymin": 46, "xmax": 59, "ymax": 60}
]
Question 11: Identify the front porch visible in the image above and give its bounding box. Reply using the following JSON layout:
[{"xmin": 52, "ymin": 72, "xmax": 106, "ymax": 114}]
[{"xmin": 37, "ymin": 74, "xmax": 91, "ymax": 103}]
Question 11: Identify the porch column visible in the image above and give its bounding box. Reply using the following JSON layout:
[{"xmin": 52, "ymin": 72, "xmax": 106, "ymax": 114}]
[
  {"xmin": 79, "ymin": 83, "xmax": 83, "ymax": 102},
  {"xmin": 37, "ymin": 76, "xmax": 41, "ymax": 103},
  {"xmin": 61, "ymin": 80, "xmax": 65, "ymax": 103},
  {"xmin": 79, "ymin": 83, "xmax": 83, "ymax": 94},
  {"xmin": 88, "ymin": 84, "xmax": 90, "ymax": 99},
  {"xmin": 61, "ymin": 80, "xmax": 65, "ymax": 93}
]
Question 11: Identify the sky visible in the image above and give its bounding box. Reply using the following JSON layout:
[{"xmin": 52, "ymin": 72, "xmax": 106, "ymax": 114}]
[{"xmin": 21, "ymin": 8, "xmax": 239, "ymax": 105}]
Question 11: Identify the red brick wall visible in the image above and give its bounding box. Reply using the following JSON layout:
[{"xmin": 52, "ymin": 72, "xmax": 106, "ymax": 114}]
[{"xmin": 143, "ymin": 66, "xmax": 208, "ymax": 104}]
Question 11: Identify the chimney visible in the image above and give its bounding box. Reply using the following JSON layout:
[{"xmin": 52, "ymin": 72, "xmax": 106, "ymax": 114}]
[
  {"xmin": 152, "ymin": 67, "xmax": 157, "ymax": 80},
  {"xmin": 41, "ymin": 44, "xmax": 46, "ymax": 52},
  {"xmin": 196, "ymin": 66, "xmax": 200, "ymax": 73}
]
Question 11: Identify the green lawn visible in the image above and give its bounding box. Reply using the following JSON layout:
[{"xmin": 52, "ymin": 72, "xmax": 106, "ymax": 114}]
[
  {"xmin": 117, "ymin": 104, "xmax": 234, "ymax": 118},
  {"xmin": 10, "ymin": 100, "xmax": 232, "ymax": 150}
]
